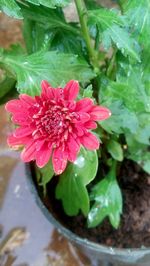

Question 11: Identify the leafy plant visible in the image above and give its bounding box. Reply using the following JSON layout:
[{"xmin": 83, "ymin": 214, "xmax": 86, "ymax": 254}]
[{"xmin": 1, "ymin": 0, "xmax": 150, "ymax": 229}]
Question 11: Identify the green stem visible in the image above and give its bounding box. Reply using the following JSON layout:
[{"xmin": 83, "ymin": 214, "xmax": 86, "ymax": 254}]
[
  {"xmin": 74, "ymin": 0, "xmax": 99, "ymax": 73},
  {"xmin": 106, "ymin": 48, "xmax": 117, "ymax": 79},
  {"xmin": 108, "ymin": 160, "xmax": 117, "ymax": 181},
  {"xmin": 118, "ymin": 1, "xmax": 124, "ymax": 14}
]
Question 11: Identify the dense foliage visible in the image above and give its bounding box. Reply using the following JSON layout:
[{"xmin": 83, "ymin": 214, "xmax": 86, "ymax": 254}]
[{"xmin": 1, "ymin": 0, "xmax": 150, "ymax": 228}]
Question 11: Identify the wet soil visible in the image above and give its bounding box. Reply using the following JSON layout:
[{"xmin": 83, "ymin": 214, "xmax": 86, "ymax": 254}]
[{"xmin": 37, "ymin": 160, "xmax": 150, "ymax": 249}]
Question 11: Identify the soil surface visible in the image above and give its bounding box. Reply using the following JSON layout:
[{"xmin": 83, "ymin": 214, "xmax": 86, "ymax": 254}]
[{"xmin": 36, "ymin": 160, "xmax": 150, "ymax": 249}]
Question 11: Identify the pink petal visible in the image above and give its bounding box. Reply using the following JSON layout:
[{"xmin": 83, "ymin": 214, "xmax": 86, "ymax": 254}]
[
  {"xmin": 14, "ymin": 127, "xmax": 33, "ymax": 138},
  {"xmin": 21, "ymin": 141, "xmax": 36, "ymax": 162},
  {"xmin": 68, "ymin": 101, "xmax": 76, "ymax": 111},
  {"xmin": 35, "ymin": 96, "xmax": 43, "ymax": 105},
  {"xmin": 19, "ymin": 94, "xmax": 35, "ymax": 105},
  {"xmin": 12, "ymin": 114, "xmax": 30, "ymax": 125},
  {"xmin": 80, "ymin": 132, "xmax": 100, "ymax": 150},
  {"xmin": 52, "ymin": 147, "xmax": 68, "ymax": 175},
  {"xmin": 41, "ymin": 80, "xmax": 54, "ymax": 99},
  {"xmin": 67, "ymin": 135, "xmax": 80, "ymax": 162},
  {"xmin": 41, "ymin": 80, "xmax": 51, "ymax": 93},
  {"xmin": 64, "ymin": 80, "xmax": 79, "ymax": 101},
  {"xmin": 7, "ymin": 135, "xmax": 30, "ymax": 147},
  {"xmin": 6, "ymin": 99, "xmax": 32, "ymax": 125},
  {"xmin": 35, "ymin": 139, "xmax": 45, "ymax": 151},
  {"xmin": 74, "ymin": 125, "xmax": 85, "ymax": 136},
  {"xmin": 52, "ymin": 88, "xmax": 65, "ymax": 101},
  {"xmin": 72, "ymin": 112, "xmax": 90, "ymax": 123},
  {"xmin": 36, "ymin": 144, "xmax": 52, "ymax": 168},
  {"xmin": 90, "ymin": 106, "xmax": 111, "ymax": 121},
  {"xmin": 84, "ymin": 120, "xmax": 97, "ymax": 129},
  {"xmin": 5, "ymin": 99, "xmax": 26, "ymax": 113},
  {"xmin": 75, "ymin": 98, "xmax": 93, "ymax": 112}
]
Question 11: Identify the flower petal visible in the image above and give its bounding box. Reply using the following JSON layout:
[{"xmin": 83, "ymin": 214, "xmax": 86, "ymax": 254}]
[
  {"xmin": 12, "ymin": 113, "xmax": 30, "ymax": 125},
  {"xmin": 19, "ymin": 94, "xmax": 35, "ymax": 105},
  {"xmin": 64, "ymin": 80, "xmax": 79, "ymax": 101},
  {"xmin": 74, "ymin": 125, "xmax": 85, "ymax": 136},
  {"xmin": 7, "ymin": 135, "xmax": 30, "ymax": 147},
  {"xmin": 41, "ymin": 80, "xmax": 55, "ymax": 99},
  {"xmin": 35, "ymin": 139, "xmax": 45, "ymax": 151},
  {"xmin": 80, "ymin": 132, "xmax": 100, "ymax": 150},
  {"xmin": 21, "ymin": 141, "xmax": 36, "ymax": 162},
  {"xmin": 52, "ymin": 147, "xmax": 68, "ymax": 175},
  {"xmin": 5, "ymin": 99, "xmax": 26, "ymax": 113},
  {"xmin": 67, "ymin": 135, "xmax": 80, "ymax": 162},
  {"xmin": 84, "ymin": 120, "xmax": 97, "ymax": 129},
  {"xmin": 14, "ymin": 127, "xmax": 33, "ymax": 138},
  {"xmin": 36, "ymin": 143, "xmax": 52, "ymax": 168},
  {"xmin": 90, "ymin": 106, "xmax": 111, "ymax": 121},
  {"xmin": 41, "ymin": 80, "xmax": 51, "ymax": 93},
  {"xmin": 75, "ymin": 98, "xmax": 93, "ymax": 112},
  {"xmin": 72, "ymin": 112, "xmax": 90, "ymax": 123}
]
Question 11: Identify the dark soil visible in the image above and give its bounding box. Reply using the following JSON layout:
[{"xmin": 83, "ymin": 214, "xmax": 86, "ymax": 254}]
[{"xmin": 33, "ymin": 160, "xmax": 150, "ymax": 249}]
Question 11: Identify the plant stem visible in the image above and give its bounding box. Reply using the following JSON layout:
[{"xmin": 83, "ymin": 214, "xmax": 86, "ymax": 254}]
[
  {"xmin": 74, "ymin": 0, "xmax": 99, "ymax": 73},
  {"xmin": 108, "ymin": 160, "xmax": 117, "ymax": 181},
  {"xmin": 107, "ymin": 48, "xmax": 117, "ymax": 79}
]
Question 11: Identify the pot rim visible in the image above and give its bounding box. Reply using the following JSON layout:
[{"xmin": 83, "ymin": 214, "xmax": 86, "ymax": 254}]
[{"xmin": 26, "ymin": 163, "xmax": 150, "ymax": 257}]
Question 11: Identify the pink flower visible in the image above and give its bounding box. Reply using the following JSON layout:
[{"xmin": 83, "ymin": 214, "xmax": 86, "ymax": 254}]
[{"xmin": 5, "ymin": 80, "xmax": 111, "ymax": 174}]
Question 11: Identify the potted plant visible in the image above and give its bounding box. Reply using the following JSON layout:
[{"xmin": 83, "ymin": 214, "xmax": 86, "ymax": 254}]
[{"xmin": 1, "ymin": 0, "xmax": 150, "ymax": 265}]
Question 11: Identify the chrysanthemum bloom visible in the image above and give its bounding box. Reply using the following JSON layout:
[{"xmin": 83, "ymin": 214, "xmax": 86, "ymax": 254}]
[{"xmin": 5, "ymin": 80, "xmax": 111, "ymax": 174}]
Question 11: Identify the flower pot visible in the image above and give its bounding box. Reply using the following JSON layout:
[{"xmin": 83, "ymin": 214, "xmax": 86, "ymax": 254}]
[{"xmin": 26, "ymin": 164, "xmax": 150, "ymax": 266}]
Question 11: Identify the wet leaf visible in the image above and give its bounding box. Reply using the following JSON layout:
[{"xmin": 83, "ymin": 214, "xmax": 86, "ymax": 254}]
[
  {"xmin": 88, "ymin": 8, "xmax": 140, "ymax": 60},
  {"xmin": 83, "ymin": 84, "xmax": 93, "ymax": 98},
  {"xmin": 0, "ymin": 0, "xmax": 23, "ymax": 19},
  {"xmin": 107, "ymin": 139, "xmax": 123, "ymax": 161},
  {"xmin": 100, "ymin": 101, "xmax": 139, "ymax": 135},
  {"xmin": 126, "ymin": 135, "xmax": 150, "ymax": 174},
  {"xmin": 0, "ymin": 50, "xmax": 95, "ymax": 96},
  {"xmin": 0, "ymin": 75, "xmax": 16, "ymax": 102},
  {"xmin": 56, "ymin": 148, "xmax": 98, "ymax": 216},
  {"xmin": 20, "ymin": 3, "xmax": 77, "ymax": 35},
  {"xmin": 88, "ymin": 164, "xmax": 122, "ymax": 228},
  {"xmin": 38, "ymin": 160, "xmax": 54, "ymax": 187},
  {"xmin": 0, "ymin": 0, "xmax": 71, "ymax": 18}
]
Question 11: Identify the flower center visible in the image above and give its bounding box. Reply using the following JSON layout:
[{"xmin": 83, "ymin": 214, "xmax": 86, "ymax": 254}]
[{"xmin": 32, "ymin": 102, "xmax": 73, "ymax": 146}]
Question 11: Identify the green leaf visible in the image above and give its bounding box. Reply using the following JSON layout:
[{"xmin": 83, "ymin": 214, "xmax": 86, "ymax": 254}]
[
  {"xmin": 20, "ymin": 3, "xmax": 77, "ymax": 35},
  {"xmin": 120, "ymin": 0, "xmax": 150, "ymax": 92},
  {"xmin": 0, "ymin": 50, "xmax": 95, "ymax": 96},
  {"xmin": 39, "ymin": 160, "xmax": 54, "ymax": 186},
  {"xmin": 99, "ymin": 81, "xmax": 139, "ymax": 135},
  {"xmin": 104, "ymin": 80, "xmax": 149, "ymax": 113},
  {"xmin": 0, "ymin": 0, "xmax": 22, "ymax": 18},
  {"xmin": 25, "ymin": 0, "xmax": 71, "ymax": 8},
  {"xmin": 23, "ymin": 19, "xmax": 54, "ymax": 54},
  {"xmin": 56, "ymin": 148, "xmax": 98, "ymax": 216},
  {"xmin": 85, "ymin": 0, "xmax": 101, "ymax": 10},
  {"xmin": 126, "ymin": 135, "xmax": 150, "ymax": 174},
  {"xmin": 83, "ymin": 84, "xmax": 93, "ymax": 98},
  {"xmin": 134, "ymin": 113, "xmax": 150, "ymax": 145},
  {"xmin": 21, "ymin": 3, "xmax": 82, "ymax": 54},
  {"xmin": 88, "ymin": 8, "xmax": 140, "ymax": 60},
  {"xmin": 99, "ymin": 74, "xmax": 150, "ymax": 139},
  {"xmin": 100, "ymin": 102, "xmax": 138, "ymax": 135},
  {"xmin": 107, "ymin": 139, "xmax": 123, "ymax": 161},
  {"xmin": 88, "ymin": 163, "xmax": 122, "ymax": 228},
  {"xmin": 0, "ymin": 0, "xmax": 70, "ymax": 18},
  {"xmin": 50, "ymin": 30, "xmax": 85, "ymax": 56},
  {"xmin": 0, "ymin": 75, "xmax": 16, "ymax": 101},
  {"xmin": 115, "ymin": 61, "xmax": 150, "ymax": 146},
  {"xmin": 121, "ymin": 0, "xmax": 150, "ymax": 47}
]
